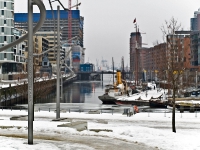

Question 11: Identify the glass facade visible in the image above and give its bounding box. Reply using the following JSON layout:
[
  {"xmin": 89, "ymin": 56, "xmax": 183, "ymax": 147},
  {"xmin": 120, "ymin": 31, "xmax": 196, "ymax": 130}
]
[
  {"xmin": 2, "ymin": 62, "xmax": 22, "ymax": 74},
  {"xmin": 0, "ymin": 0, "xmax": 14, "ymax": 50},
  {"xmin": 190, "ymin": 31, "xmax": 200, "ymax": 66},
  {"xmin": 0, "ymin": 0, "xmax": 26, "ymax": 75}
]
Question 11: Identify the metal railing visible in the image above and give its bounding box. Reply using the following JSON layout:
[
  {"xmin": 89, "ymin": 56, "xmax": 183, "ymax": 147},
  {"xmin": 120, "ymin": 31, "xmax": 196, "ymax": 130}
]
[{"xmin": 1, "ymin": 106, "xmax": 199, "ymax": 118}]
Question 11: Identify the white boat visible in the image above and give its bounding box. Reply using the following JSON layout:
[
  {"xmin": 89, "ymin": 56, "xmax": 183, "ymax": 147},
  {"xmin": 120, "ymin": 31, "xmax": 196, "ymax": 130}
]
[
  {"xmin": 115, "ymin": 88, "xmax": 166, "ymax": 107},
  {"xmin": 98, "ymin": 70, "xmax": 132, "ymax": 104}
]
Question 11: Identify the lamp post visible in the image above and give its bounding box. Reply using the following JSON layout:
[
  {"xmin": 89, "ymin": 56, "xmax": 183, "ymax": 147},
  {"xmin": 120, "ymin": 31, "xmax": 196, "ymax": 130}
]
[
  {"xmin": 27, "ymin": 0, "xmax": 33, "ymax": 144},
  {"xmin": 196, "ymin": 71, "xmax": 198, "ymax": 89},
  {"xmin": 56, "ymin": 5, "xmax": 61, "ymax": 119}
]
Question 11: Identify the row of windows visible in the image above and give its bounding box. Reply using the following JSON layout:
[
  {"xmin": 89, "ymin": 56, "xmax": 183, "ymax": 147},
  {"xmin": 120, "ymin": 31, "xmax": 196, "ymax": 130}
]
[
  {"xmin": 0, "ymin": 18, "xmax": 14, "ymax": 26},
  {"xmin": 0, "ymin": 10, "xmax": 13, "ymax": 18},
  {"xmin": 2, "ymin": 62, "xmax": 20, "ymax": 74},
  {"xmin": 0, "ymin": 36, "xmax": 13, "ymax": 43},
  {"xmin": 0, "ymin": 53, "xmax": 14, "ymax": 60},
  {"xmin": 0, "ymin": 1, "xmax": 14, "ymax": 10},
  {"xmin": 0, "ymin": 27, "xmax": 13, "ymax": 34}
]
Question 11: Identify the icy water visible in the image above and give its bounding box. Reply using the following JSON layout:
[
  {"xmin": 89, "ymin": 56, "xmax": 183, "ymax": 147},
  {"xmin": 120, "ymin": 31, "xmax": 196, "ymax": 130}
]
[
  {"xmin": 31, "ymin": 74, "xmax": 173, "ymax": 113},
  {"xmin": 47, "ymin": 74, "xmax": 115, "ymax": 105}
]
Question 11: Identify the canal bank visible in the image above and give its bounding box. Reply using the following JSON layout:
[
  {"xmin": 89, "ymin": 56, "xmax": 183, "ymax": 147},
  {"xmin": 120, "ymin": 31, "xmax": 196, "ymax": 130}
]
[{"xmin": 0, "ymin": 74, "xmax": 77, "ymax": 107}]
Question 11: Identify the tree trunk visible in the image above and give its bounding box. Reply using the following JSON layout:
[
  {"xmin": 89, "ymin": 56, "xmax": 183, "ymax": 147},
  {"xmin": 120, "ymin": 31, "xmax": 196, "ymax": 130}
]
[
  {"xmin": 172, "ymin": 86, "xmax": 176, "ymax": 133},
  {"xmin": 33, "ymin": 103, "xmax": 34, "ymax": 121}
]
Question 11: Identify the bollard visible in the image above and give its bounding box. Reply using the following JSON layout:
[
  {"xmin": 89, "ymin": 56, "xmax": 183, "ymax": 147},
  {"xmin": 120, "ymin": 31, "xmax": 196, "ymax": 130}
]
[
  {"xmin": 127, "ymin": 109, "xmax": 129, "ymax": 117},
  {"xmin": 195, "ymin": 109, "xmax": 197, "ymax": 118}
]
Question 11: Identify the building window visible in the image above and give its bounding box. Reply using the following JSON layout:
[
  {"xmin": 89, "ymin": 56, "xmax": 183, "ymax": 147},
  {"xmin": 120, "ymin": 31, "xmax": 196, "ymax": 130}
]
[
  {"xmin": 2, "ymin": 27, "xmax": 4, "ymax": 32},
  {"xmin": 4, "ymin": 2, "xmax": 6, "ymax": 7},
  {"xmin": 1, "ymin": 10, "xmax": 4, "ymax": 15},
  {"xmin": 4, "ymin": 20, "xmax": 6, "ymax": 24},
  {"xmin": 4, "ymin": 53, "xmax": 6, "ymax": 58}
]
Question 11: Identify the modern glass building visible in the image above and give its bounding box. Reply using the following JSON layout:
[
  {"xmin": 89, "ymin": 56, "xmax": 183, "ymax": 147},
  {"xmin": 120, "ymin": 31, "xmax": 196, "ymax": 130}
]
[
  {"xmin": 14, "ymin": 10, "xmax": 84, "ymax": 47},
  {"xmin": 0, "ymin": 0, "xmax": 14, "ymax": 59},
  {"xmin": 14, "ymin": 10, "xmax": 85, "ymax": 72},
  {"xmin": 190, "ymin": 8, "xmax": 200, "ymax": 31},
  {"xmin": 0, "ymin": 0, "xmax": 27, "ymax": 79},
  {"xmin": 190, "ymin": 9, "xmax": 200, "ymax": 68},
  {"xmin": 0, "ymin": 0, "xmax": 25, "ymax": 76}
]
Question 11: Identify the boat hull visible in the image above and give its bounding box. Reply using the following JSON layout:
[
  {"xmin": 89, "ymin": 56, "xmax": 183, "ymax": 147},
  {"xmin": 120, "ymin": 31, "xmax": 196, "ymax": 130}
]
[
  {"xmin": 98, "ymin": 95, "xmax": 116, "ymax": 104},
  {"xmin": 175, "ymin": 104, "xmax": 200, "ymax": 112},
  {"xmin": 149, "ymin": 100, "xmax": 168, "ymax": 108},
  {"xmin": 115, "ymin": 100, "xmax": 149, "ymax": 106}
]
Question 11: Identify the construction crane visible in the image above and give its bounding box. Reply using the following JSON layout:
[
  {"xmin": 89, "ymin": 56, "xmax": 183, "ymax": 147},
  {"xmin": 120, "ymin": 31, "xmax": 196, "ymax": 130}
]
[
  {"xmin": 68, "ymin": 0, "xmax": 81, "ymax": 44},
  {"xmin": 76, "ymin": 0, "xmax": 79, "ymax": 10},
  {"xmin": 133, "ymin": 24, "xmax": 147, "ymax": 86},
  {"xmin": 68, "ymin": 0, "xmax": 72, "ymax": 44},
  {"xmin": 48, "ymin": 0, "xmax": 80, "ymax": 44}
]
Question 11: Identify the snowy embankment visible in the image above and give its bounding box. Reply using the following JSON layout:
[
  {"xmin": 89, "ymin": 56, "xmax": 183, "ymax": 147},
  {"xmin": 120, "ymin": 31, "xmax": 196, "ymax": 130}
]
[{"xmin": 0, "ymin": 110, "xmax": 200, "ymax": 150}]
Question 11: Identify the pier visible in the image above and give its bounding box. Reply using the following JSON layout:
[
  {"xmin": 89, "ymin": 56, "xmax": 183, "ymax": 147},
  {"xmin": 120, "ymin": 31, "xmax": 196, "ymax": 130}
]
[{"xmin": 77, "ymin": 71, "xmax": 132, "ymax": 81}]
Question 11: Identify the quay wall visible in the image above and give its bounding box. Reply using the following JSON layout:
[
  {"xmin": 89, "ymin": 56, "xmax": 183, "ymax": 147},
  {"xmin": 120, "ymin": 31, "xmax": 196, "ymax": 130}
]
[{"xmin": 0, "ymin": 75, "xmax": 77, "ymax": 107}]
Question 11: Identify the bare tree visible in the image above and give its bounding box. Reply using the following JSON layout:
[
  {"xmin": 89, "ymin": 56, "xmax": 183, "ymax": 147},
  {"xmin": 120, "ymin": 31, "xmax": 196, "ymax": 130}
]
[{"xmin": 161, "ymin": 17, "xmax": 184, "ymax": 133}]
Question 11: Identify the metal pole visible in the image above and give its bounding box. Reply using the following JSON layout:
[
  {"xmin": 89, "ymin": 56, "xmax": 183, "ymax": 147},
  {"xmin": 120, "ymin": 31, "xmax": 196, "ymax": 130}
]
[
  {"xmin": 61, "ymin": 72, "xmax": 63, "ymax": 103},
  {"xmin": 56, "ymin": 5, "xmax": 60, "ymax": 119},
  {"xmin": 28, "ymin": 0, "xmax": 33, "ymax": 144},
  {"xmin": 112, "ymin": 57, "xmax": 114, "ymax": 84},
  {"xmin": 196, "ymin": 71, "xmax": 197, "ymax": 89}
]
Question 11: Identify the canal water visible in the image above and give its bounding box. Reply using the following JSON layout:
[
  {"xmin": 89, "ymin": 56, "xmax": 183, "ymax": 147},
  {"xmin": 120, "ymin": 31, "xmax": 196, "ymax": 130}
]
[
  {"xmin": 13, "ymin": 74, "xmax": 172, "ymax": 113},
  {"xmin": 43, "ymin": 74, "xmax": 115, "ymax": 105}
]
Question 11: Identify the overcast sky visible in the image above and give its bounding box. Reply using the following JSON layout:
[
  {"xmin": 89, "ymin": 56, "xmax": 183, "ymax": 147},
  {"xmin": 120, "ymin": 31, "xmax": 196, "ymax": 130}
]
[{"xmin": 15, "ymin": 0, "xmax": 200, "ymax": 68}]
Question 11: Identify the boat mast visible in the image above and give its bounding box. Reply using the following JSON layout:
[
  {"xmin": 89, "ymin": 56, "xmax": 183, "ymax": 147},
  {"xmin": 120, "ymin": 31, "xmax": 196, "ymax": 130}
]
[{"xmin": 112, "ymin": 57, "xmax": 114, "ymax": 84}]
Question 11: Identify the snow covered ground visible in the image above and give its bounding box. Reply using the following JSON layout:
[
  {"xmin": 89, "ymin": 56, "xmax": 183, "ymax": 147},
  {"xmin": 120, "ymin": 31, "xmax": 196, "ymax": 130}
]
[{"xmin": 0, "ymin": 109, "xmax": 200, "ymax": 150}]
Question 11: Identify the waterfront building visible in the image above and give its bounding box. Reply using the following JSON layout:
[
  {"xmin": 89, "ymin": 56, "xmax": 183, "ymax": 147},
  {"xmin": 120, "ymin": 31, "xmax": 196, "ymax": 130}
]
[
  {"xmin": 33, "ymin": 31, "xmax": 62, "ymax": 67},
  {"xmin": 142, "ymin": 47, "xmax": 154, "ymax": 81},
  {"xmin": 14, "ymin": 10, "xmax": 85, "ymax": 72},
  {"xmin": 129, "ymin": 32, "xmax": 142, "ymax": 81},
  {"xmin": 136, "ymin": 47, "xmax": 149, "ymax": 81},
  {"xmin": 12, "ymin": 28, "xmax": 26, "ymax": 69},
  {"xmin": 190, "ymin": 31, "xmax": 200, "ymax": 69},
  {"xmin": 14, "ymin": 10, "xmax": 84, "ymax": 47},
  {"xmin": 80, "ymin": 63, "xmax": 94, "ymax": 72},
  {"xmin": 0, "ymin": 0, "xmax": 28, "ymax": 79},
  {"xmin": 32, "ymin": 36, "xmax": 49, "ymax": 73},
  {"xmin": 183, "ymin": 35, "xmax": 192, "ymax": 69},
  {"xmin": 191, "ymin": 8, "xmax": 200, "ymax": 31},
  {"xmin": 71, "ymin": 45, "xmax": 85, "ymax": 72},
  {"xmin": 130, "ymin": 33, "xmax": 191, "ymax": 82}
]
